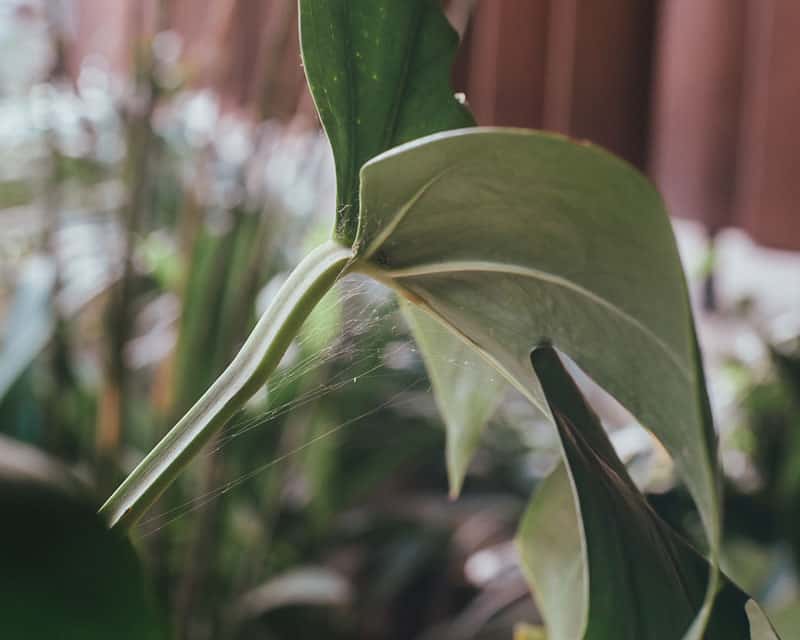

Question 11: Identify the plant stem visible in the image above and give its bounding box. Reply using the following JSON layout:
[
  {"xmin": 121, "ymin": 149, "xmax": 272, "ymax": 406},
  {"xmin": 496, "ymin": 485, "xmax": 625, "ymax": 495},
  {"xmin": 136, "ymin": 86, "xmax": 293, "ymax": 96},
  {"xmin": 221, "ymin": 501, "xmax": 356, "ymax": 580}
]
[{"xmin": 100, "ymin": 241, "xmax": 353, "ymax": 530}]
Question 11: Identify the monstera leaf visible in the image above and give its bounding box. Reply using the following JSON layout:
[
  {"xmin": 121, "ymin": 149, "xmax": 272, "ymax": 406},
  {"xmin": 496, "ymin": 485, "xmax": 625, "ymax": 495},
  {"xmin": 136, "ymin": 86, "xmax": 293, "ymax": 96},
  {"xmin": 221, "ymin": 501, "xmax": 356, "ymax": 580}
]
[
  {"xmin": 516, "ymin": 347, "xmax": 776, "ymax": 640},
  {"xmin": 348, "ymin": 128, "xmax": 718, "ymax": 533},
  {"xmin": 346, "ymin": 126, "xmax": 729, "ymax": 637}
]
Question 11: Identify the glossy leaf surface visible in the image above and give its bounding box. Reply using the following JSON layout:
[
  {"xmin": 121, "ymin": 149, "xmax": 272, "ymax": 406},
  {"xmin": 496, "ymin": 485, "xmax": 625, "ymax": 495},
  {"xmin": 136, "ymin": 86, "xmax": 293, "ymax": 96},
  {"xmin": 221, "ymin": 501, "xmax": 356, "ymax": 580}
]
[{"xmin": 299, "ymin": 0, "xmax": 473, "ymax": 243}]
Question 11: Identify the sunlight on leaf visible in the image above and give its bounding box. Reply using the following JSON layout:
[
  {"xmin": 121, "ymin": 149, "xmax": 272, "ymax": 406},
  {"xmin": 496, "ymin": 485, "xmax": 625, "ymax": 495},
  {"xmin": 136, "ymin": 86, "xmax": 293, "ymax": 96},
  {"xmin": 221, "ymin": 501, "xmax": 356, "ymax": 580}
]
[{"xmin": 346, "ymin": 126, "xmax": 741, "ymax": 636}]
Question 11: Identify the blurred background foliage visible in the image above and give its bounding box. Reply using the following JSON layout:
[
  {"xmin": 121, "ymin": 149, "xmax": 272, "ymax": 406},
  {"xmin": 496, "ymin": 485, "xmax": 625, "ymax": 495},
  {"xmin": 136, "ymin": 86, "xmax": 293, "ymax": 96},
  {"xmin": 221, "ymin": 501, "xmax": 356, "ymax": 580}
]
[{"xmin": 0, "ymin": 1, "xmax": 799, "ymax": 639}]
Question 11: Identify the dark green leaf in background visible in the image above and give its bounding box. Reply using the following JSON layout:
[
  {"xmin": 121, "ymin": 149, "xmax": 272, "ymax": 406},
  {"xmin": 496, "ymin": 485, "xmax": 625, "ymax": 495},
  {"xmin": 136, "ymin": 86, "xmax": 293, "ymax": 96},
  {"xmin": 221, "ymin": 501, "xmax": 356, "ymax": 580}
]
[{"xmin": 0, "ymin": 436, "xmax": 165, "ymax": 640}]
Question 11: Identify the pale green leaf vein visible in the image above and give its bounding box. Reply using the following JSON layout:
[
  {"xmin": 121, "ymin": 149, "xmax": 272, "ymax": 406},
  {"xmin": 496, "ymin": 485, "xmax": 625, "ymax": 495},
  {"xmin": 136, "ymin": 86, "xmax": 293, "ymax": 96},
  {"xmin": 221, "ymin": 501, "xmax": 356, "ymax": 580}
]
[
  {"xmin": 386, "ymin": 260, "xmax": 691, "ymax": 379},
  {"xmin": 359, "ymin": 166, "xmax": 459, "ymax": 259}
]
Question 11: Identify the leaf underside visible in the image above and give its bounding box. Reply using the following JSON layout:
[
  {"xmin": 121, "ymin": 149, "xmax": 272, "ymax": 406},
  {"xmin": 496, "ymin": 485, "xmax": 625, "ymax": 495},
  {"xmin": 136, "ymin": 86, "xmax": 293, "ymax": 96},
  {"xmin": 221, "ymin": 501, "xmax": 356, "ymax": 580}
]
[
  {"xmin": 353, "ymin": 127, "xmax": 719, "ymax": 546},
  {"xmin": 349, "ymin": 126, "xmax": 733, "ymax": 636}
]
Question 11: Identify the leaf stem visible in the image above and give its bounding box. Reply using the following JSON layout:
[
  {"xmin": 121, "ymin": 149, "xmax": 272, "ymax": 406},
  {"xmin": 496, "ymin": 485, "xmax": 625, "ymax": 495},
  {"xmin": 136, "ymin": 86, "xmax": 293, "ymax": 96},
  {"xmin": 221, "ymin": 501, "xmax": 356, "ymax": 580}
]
[{"xmin": 100, "ymin": 241, "xmax": 353, "ymax": 531}]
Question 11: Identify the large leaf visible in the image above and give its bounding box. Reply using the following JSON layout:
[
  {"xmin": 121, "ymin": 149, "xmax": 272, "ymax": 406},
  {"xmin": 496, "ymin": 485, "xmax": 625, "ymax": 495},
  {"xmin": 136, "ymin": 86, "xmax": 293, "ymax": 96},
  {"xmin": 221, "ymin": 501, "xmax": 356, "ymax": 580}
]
[
  {"xmin": 349, "ymin": 127, "xmax": 723, "ymax": 630},
  {"xmin": 402, "ymin": 301, "xmax": 504, "ymax": 497},
  {"xmin": 351, "ymin": 126, "xmax": 719, "ymax": 543},
  {"xmin": 299, "ymin": 0, "xmax": 473, "ymax": 244},
  {"xmin": 517, "ymin": 347, "xmax": 778, "ymax": 639}
]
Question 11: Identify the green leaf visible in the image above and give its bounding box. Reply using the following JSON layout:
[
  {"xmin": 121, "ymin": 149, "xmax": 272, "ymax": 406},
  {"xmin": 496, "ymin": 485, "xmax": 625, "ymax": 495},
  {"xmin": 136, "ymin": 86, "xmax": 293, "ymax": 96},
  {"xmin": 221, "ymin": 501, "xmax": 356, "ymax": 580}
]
[
  {"xmin": 517, "ymin": 346, "xmax": 776, "ymax": 640},
  {"xmin": 299, "ymin": 0, "xmax": 473, "ymax": 244},
  {"xmin": 0, "ymin": 436, "xmax": 165, "ymax": 639},
  {"xmin": 771, "ymin": 336, "xmax": 800, "ymax": 403},
  {"xmin": 350, "ymin": 127, "xmax": 721, "ymax": 630},
  {"xmin": 401, "ymin": 301, "xmax": 504, "ymax": 497}
]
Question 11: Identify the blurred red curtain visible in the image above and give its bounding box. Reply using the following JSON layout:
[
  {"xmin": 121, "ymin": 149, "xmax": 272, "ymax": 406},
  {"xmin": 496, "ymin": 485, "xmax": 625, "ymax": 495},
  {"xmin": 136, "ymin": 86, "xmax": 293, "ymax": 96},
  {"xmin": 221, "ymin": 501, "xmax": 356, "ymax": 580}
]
[
  {"xmin": 68, "ymin": 0, "xmax": 800, "ymax": 250},
  {"xmin": 455, "ymin": 0, "xmax": 800, "ymax": 251}
]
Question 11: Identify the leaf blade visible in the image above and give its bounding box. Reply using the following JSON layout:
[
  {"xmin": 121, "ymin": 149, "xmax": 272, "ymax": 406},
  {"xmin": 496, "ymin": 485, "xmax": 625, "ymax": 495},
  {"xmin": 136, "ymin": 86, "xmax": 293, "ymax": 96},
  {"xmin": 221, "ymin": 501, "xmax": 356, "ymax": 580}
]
[
  {"xmin": 351, "ymin": 126, "xmax": 724, "ymax": 634},
  {"xmin": 353, "ymin": 127, "xmax": 718, "ymax": 545},
  {"xmin": 299, "ymin": 0, "xmax": 473, "ymax": 243}
]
